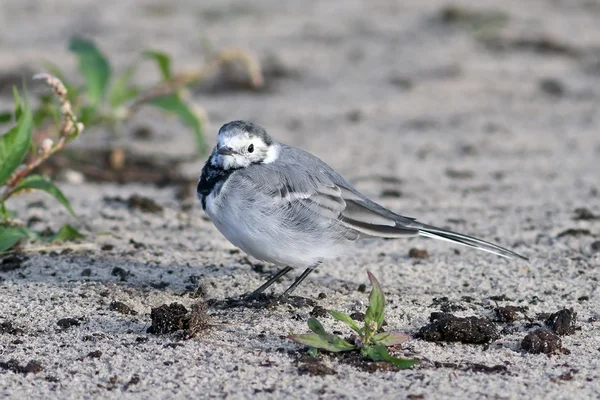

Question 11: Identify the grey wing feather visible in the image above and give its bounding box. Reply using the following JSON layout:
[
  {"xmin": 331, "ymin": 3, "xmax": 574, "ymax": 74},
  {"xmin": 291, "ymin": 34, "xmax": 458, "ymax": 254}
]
[{"xmin": 251, "ymin": 146, "xmax": 419, "ymax": 238}]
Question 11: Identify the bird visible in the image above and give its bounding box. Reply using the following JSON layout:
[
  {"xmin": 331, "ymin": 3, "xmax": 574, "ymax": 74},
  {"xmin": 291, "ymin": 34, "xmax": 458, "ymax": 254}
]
[{"xmin": 197, "ymin": 120, "xmax": 528, "ymax": 299}]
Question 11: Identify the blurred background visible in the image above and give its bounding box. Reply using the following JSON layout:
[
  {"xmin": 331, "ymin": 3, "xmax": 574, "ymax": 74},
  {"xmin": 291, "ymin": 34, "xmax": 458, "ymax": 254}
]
[{"xmin": 0, "ymin": 0, "xmax": 598, "ymax": 218}]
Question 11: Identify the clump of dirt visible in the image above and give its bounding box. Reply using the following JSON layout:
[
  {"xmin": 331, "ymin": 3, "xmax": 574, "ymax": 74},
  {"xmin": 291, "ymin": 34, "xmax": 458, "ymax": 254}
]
[
  {"xmin": 295, "ymin": 354, "xmax": 337, "ymax": 376},
  {"xmin": 334, "ymin": 351, "xmax": 406, "ymax": 373},
  {"xmin": 445, "ymin": 168, "xmax": 474, "ymax": 179},
  {"xmin": 111, "ymin": 267, "xmax": 133, "ymax": 281},
  {"xmin": 417, "ymin": 313, "xmax": 498, "ymax": 344},
  {"xmin": 573, "ymin": 207, "xmax": 600, "ymax": 220},
  {"xmin": 556, "ymin": 228, "xmax": 594, "ymax": 238},
  {"xmin": 0, "ymin": 255, "xmax": 27, "ymax": 272},
  {"xmin": 104, "ymin": 194, "xmax": 164, "ymax": 213},
  {"xmin": 350, "ymin": 312, "xmax": 365, "ymax": 322},
  {"xmin": 186, "ymin": 302, "xmax": 212, "ymax": 339},
  {"xmin": 0, "ymin": 359, "xmax": 43, "ymax": 374},
  {"xmin": 430, "ymin": 297, "xmax": 466, "ymax": 312},
  {"xmin": 494, "ymin": 306, "xmax": 525, "ymax": 323},
  {"xmin": 521, "ymin": 329, "xmax": 562, "ymax": 354},
  {"xmin": 310, "ymin": 306, "xmax": 328, "ymax": 318},
  {"xmin": 57, "ymin": 318, "xmax": 81, "ymax": 329},
  {"xmin": 0, "ymin": 321, "xmax": 24, "ymax": 335},
  {"xmin": 208, "ymin": 294, "xmax": 315, "ymax": 310},
  {"xmin": 539, "ymin": 78, "xmax": 566, "ymax": 97},
  {"xmin": 545, "ymin": 309, "xmax": 577, "ymax": 335},
  {"xmin": 109, "ymin": 301, "xmax": 138, "ymax": 315},
  {"xmin": 147, "ymin": 303, "xmax": 189, "ymax": 335},
  {"xmin": 481, "ymin": 35, "xmax": 581, "ymax": 58},
  {"xmin": 380, "ymin": 189, "xmax": 402, "ymax": 198},
  {"xmin": 147, "ymin": 301, "xmax": 211, "ymax": 338},
  {"xmin": 87, "ymin": 350, "xmax": 102, "ymax": 358},
  {"xmin": 408, "ymin": 248, "xmax": 430, "ymax": 259},
  {"xmin": 434, "ymin": 361, "xmax": 510, "ymax": 375}
]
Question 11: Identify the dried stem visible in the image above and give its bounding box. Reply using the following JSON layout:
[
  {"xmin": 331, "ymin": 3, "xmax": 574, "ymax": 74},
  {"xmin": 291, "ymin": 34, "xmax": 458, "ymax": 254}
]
[
  {"xmin": 1, "ymin": 74, "xmax": 84, "ymax": 203},
  {"xmin": 125, "ymin": 48, "xmax": 264, "ymax": 116}
]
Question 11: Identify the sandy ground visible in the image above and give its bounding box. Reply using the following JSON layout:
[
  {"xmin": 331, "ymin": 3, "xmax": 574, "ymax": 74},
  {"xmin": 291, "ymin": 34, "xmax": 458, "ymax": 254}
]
[{"xmin": 1, "ymin": 0, "xmax": 599, "ymax": 399}]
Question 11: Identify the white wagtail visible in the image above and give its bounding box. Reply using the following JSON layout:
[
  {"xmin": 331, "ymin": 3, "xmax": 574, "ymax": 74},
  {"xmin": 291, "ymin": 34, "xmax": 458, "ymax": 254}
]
[{"xmin": 197, "ymin": 121, "xmax": 528, "ymax": 298}]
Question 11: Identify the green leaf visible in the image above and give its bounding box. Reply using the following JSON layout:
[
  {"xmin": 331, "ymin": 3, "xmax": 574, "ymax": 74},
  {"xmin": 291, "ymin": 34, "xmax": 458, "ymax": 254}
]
[
  {"xmin": 148, "ymin": 93, "xmax": 206, "ymax": 155},
  {"xmin": 372, "ymin": 332, "xmax": 410, "ymax": 347},
  {"xmin": 0, "ymin": 101, "xmax": 32, "ymax": 186},
  {"xmin": 307, "ymin": 317, "xmax": 326, "ymax": 335},
  {"xmin": 143, "ymin": 50, "xmax": 172, "ymax": 80},
  {"xmin": 69, "ymin": 36, "xmax": 111, "ymax": 107},
  {"xmin": 365, "ymin": 345, "xmax": 419, "ymax": 369},
  {"xmin": 0, "ymin": 111, "xmax": 12, "ymax": 124},
  {"xmin": 365, "ymin": 271, "xmax": 385, "ymax": 331},
  {"xmin": 108, "ymin": 65, "xmax": 139, "ymax": 108},
  {"xmin": 307, "ymin": 347, "xmax": 319, "ymax": 358},
  {"xmin": 13, "ymin": 87, "xmax": 22, "ymax": 120},
  {"xmin": 288, "ymin": 333, "xmax": 355, "ymax": 353},
  {"xmin": 12, "ymin": 175, "xmax": 76, "ymax": 217},
  {"xmin": 329, "ymin": 310, "xmax": 363, "ymax": 335},
  {"xmin": 46, "ymin": 224, "xmax": 84, "ymax": 242},
  {"xmin": 78, "ymin": 105, "xmax": 98, "ymax": 126},
  {"xmin": 0, "ymin": 226, "xmax": 38, "ymax": 252}
]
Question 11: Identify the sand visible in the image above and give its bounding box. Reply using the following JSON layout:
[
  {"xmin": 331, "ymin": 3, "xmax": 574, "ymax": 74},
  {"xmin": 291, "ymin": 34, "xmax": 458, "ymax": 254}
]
[{"xmin": 1, "ymin": 0, "xmax": 599, "ymax": 399}]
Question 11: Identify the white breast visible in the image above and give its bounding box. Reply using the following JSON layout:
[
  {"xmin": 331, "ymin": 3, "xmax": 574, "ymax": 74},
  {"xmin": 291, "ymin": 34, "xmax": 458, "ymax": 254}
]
[{"xmin": 203, "ymin": 179, "xmax": 349, "ymax": 268}]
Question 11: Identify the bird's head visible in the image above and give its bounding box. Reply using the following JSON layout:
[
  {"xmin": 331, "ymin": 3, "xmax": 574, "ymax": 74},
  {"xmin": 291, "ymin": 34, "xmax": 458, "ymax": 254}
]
[{"xmin": 210, "ymin": 120, "xmax": 279, "ymax": 170}]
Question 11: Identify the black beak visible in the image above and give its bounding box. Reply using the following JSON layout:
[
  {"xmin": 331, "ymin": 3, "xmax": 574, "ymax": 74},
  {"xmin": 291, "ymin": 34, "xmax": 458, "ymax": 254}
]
[{"xmin": 217, "ymin": 146, "xmax": 235, "ymax": 156}]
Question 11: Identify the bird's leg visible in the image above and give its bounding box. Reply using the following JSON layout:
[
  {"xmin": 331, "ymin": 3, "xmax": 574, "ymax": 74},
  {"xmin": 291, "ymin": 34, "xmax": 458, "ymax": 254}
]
[
  {"xmin": 280, "ymin": 264, "xmax": 319, "ymax": 299},
  {"xmin": 248, "ymin": 266, "xmax": 294, "ymax": 298}
]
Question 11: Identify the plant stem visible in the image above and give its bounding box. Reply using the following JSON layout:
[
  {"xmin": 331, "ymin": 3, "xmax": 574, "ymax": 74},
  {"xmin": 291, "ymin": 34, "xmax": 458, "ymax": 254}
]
[
  {"xmin": 0, "ymin": 74, "xmax": 84, "ymax": 203},
  {"xmin": 124, "ymin": 48, "xmax": 264, "ymax": 117}
]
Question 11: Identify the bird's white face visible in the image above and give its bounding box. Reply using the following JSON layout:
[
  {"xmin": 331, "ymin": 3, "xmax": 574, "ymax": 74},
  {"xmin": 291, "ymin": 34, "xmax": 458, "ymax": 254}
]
[{"xmin": 211, "ymin": 127, "xmax": 279, "ymax": 170}]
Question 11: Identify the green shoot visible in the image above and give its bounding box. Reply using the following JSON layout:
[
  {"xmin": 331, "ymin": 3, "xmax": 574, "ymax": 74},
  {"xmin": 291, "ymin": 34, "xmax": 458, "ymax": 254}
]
[{"xmin": 288, "ymin": 272, "xmax": 419, "ymax": 369}]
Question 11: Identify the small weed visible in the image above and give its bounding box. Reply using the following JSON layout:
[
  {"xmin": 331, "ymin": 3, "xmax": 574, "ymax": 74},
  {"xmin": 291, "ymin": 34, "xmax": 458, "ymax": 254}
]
[
  {"xmin": 0, "ymin": 75, "xmax": 85, "ymax": 252},
  {"xmin": 288, "ymin": 272, "xmax": 418, "ymax": 369}
]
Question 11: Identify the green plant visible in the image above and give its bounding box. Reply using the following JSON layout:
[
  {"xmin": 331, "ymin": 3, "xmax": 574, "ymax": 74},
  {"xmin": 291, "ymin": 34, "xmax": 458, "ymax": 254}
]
[
  {"xmin": 289, "ymin": 272, "xmax": 419, "ymax": 369},
  {"xmin": 0, "ymin": 75, "xmax": 84, "ymax": 252},
  {"xmin": 9, "ymin": 37, "xmax": 264, "ymax": 160}
]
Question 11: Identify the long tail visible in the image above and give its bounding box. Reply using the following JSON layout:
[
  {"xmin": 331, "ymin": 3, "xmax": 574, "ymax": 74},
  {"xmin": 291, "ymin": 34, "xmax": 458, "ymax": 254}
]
[{"xmin": 414, "ymin": 223, "xmax": 529, "ymax": 261}]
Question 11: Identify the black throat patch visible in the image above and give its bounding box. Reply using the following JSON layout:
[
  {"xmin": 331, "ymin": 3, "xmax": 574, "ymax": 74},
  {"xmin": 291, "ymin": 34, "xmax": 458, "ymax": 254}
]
[{"xmin": 196, "ymin": 160, "xmax": 237, "ymax": 210}]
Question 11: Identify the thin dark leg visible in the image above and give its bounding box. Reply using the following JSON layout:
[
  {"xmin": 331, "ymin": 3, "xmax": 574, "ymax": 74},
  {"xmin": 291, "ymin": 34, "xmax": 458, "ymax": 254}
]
[
  {"xmin": 280, "ymin": 268, "xmax": 315, "ymax": 298},
  {"xmin": 249, "ymin": 266, "xmax": 294, "ymax": 297}
]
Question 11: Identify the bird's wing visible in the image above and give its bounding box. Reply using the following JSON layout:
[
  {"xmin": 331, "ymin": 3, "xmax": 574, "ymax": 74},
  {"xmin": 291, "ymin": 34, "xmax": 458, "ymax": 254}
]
[
  {"xmin": 265, "ymin": 169, "xmax": 419, "ymax": 238},
  {"xmin": 244, "ymin": 146, "xmax": 527, "ymax": 260}
]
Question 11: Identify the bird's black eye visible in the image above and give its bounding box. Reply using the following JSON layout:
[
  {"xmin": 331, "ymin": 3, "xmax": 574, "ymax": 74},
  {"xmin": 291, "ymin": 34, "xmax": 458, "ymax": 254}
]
[{"xmin": 248, "ymin": 144, "xmax": 254, "ymax": 153}]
